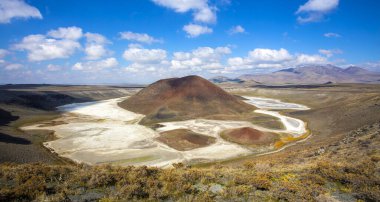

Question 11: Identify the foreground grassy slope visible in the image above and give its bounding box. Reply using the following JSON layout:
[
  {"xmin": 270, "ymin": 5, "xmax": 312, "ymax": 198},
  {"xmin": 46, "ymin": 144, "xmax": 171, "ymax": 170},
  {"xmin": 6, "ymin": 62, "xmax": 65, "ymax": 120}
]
[{"xmin": 0, "ymin": 122, "xmax": 379, "ymax": 201}]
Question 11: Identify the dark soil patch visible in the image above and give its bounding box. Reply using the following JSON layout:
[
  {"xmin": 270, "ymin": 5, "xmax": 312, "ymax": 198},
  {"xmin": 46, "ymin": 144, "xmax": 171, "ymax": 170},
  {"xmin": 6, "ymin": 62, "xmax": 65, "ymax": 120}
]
[
  {"xmin": 0, "ymin": 108, "xmax": 19, "ymax": 126},
  {"xmin": 220, "ymin": 127, "xmax": 278, "ymax": 146},
  {"xmin": 0, "ymin": 133, "xmax": 31, "ymax": 145}
]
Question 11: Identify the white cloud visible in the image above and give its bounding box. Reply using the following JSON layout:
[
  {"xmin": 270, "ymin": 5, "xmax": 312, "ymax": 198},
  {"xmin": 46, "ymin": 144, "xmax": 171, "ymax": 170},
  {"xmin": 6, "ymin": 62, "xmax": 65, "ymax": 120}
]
[
  {"xmin": 84, "ymin": 32, "xmax": 110, "ymax": 60},
  {"xmin": 13, "ymin": 34, "xmax": 81, "ymax": 61},
  {"xmin": 72, "ymin": 57, "xmax": 118, "ymax": 71},
  {"xmin": 124, "ymin": 59, "xmax": 169, "ymax": 73},
  {"xmin": 123, "ymin": 47, "xmax": 167, "ymax": 63},
  {"xmin": 124, "ymin": 66, "xmax": 139, "ymax": 73},
  {"xmin": 120, "ymin": 31, "xmax": 161, "ymax": 44},
  {"xmin": 0, "ymin": 0, "xmax": 42, "ymax": 23},
  {"xmin": 85, "ymin": 32, "xmax": 109, "ymax": 44},
  {"xmin": 84, "ymin": 44, "xmax": 107, "ymax": 60},
  {"xmin": 0, "ymin": 49, "xmax": 9, "ymax": 58},
  {"xmin": 226, "ymin": 48, "xmax": 328, "ymax": 71},
  {"xmin": 296, "ymin": 0, "xmax": 339, "ymax": 23},
  {"xmin": 209, "ymin": 69, "xmax": 232, "ymax": 74},
  {"xmin": 324, "ymin": 32, "xmax": 341, "ymax": 38},
  {"xmin": 183, "ymin": 23, "xmax": 212, "ymax": 38},
  {"xmin": 12, "ymin": 27, "xmax": 84, "ymax": 61},
  {"xmin": 297, "ymin": 0, "xmax": 339, "ymax": 13},
  {"xmin": 319, "ymin": 49, "xmax": 342, "ymax": 57},
  {"xmin": 193, "ymin": 7, "xmax": 216, "ymax": 23},
  {"xmin": 121, "ymin": 45, "xmax": 169, "ymax": 73},
  {"xmin": 47, "ymin": 26, "xmax": 83, "ymax": 40},
  {"xmin": 170, "ymin": 46, "xmax": 231, "ymax": 70},
  {"xmin": 151, "ymin": 0, "xmax": 216, "ymax": 23},
  {"xmin": 47, "ymin": 64, "xmax": 61, "ymax": 71},
  {"xmin": 4, "ymin": 63, "xmax": 23, "ymax": 70},
  {"xmin": 122, "ymin": 46, "xmax": 231, "ymax": 74},
  {"xmin": 248, "ymin": 48, "xmax": 293, "ymax": 63},
  {"xmin": 228, "ymin": 25, "xmax": 245, "ymax": 35},
  {"xmin": 295, "ymin": 54, "xmax": 327, "ymax": 64}
]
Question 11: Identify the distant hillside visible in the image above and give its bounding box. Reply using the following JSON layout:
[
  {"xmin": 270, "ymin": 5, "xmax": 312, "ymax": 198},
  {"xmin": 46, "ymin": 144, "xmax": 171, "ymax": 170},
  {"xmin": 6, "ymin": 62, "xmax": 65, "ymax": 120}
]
[
  {"xmin": 209, "ymin": 76, "xmax": 243, "ymax": 84},
  {"xmin": 119, "ymin": 75, "xmax": 255, "ymax": 124},
  {"xmin": 215, "ymin": 65, "xmax": 380, "ymax": 84}
]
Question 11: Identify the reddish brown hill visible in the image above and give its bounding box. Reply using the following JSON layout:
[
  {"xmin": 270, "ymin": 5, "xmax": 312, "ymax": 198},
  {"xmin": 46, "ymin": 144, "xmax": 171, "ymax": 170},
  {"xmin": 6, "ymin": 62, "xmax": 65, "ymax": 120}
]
[{"xmin": 119, "ymin": 75, "xmax": 255, "ymax": 124}]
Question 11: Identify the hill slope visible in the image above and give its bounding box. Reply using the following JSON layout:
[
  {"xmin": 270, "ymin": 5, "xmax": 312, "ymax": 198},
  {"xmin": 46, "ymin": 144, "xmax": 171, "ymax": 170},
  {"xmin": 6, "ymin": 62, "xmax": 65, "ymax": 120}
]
[
  {"xmin": 236, "ymin": 65, "xmax": 380, "ymax": 84},
  {"xmin": 119, "ymin": 75, "xmax": 255, "ymax": 124}
]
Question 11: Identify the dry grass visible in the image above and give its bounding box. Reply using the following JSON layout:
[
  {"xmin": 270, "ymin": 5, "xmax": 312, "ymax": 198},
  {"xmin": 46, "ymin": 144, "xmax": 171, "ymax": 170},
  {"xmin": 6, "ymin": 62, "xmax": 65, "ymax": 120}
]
[{"xmin": 0, "ymin": 159, "xmax": 377, "ymax": 201}]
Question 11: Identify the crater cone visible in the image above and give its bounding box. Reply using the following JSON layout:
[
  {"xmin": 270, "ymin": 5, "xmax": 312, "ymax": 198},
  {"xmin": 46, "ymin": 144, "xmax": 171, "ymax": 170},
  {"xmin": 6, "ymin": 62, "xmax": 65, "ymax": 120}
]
[{"xmin": 119, "ymin": 75, "xmax": 256, "ymax": 124}]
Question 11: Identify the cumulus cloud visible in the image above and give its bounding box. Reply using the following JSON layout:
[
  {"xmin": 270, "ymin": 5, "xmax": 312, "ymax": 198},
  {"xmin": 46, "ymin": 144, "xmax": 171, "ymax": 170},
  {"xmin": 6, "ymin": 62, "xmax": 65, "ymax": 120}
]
[
  {"xmin": 0, "ymin": 49, "xmax": 9, "ymax": 58},
  {"xmin": 183, "ymin": 23, "xmax": 212, "ymax": 38},
  {"xmin": 319, "ymin": 49, "xmax": 342, "ymax": 57},
  {"xmin": 13, "ymin": 34, "xmax": 81, "ymax": 61},
  {"xmin": 122, "ymin": 46, "xmax": 231, "ymax": 73},
  {"xmin": 248, "ymin": 48, "xmax": 293, "ymax": 63},
  {"xmin": 123, "ymin": 46, "xmax": 167, "ymax": 63},
  {"xmin": 4, "ymin": 63, "xmax": 23, "ymax": 70},
  {"xmin": 120, "ymin": 31, "xmax": 161, "ymax": 44},
  {"xmin": 124, "ymin": 62, "xmax": 168, "ymax": 73},
  {"xmin": 47, "ymin": 64, "xmax": 61, "ymax": 71},
  {"xmin": 122, "ymin": 45, "xmax": 169, "ymax": 73},
  {"xmin": 295, "ymin": 54, "xmax": 327, "ymax": 64},
  {"xmin": 84, "ymin": 32, "xmax": 110, "ymax": 60},
  {"xmin": 170, "ymin": 46, "xmax": 231, "ymax": 70},
  {"xmin": 72, "ymin": 57, "xmax": 118, "ymax": 71},
  {"xmin": 227, "ymin": 48, "xmax": 328, "ymax": 71},
  {"xmin": 47, "ymin": 26, "xmax": 83, "ymax": 40},
  {"xmin": 228, "ymin": 25, "xmax": 245, "ymax": 35},
  {"xmin": 324, "ymin": 32, "xmax": 341, "ymax": 38},
  {"xmin": 12, "ymin": 27, "xmax": 84, "ymax": 61},
  {"xmin": 151, "ymin": 0, "xmax": 216, "ymax": 23},
  {"xmin": 296, "ymin": 0, "xmax": 339, "ymax": 23},
  {"xmin": 0, "ymin": 0, "xmax": 42, "ymax": 23}
]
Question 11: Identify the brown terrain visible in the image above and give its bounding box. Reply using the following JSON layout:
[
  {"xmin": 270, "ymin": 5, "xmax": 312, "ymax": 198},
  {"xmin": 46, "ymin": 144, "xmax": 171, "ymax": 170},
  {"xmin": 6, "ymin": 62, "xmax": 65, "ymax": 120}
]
[
  {"xmin": 157, "ymin": 129, "xmax": 216, "ymax": 151},
  {"xmin": 225, "ymin": 83, "xmax": 380, "ymax": 166},
  {"xmin": 119, "ymin": 75, "xmax": 256, "ymax": 125},
  {"xmin": 220, "ymin": 127, "xmax": 279, "ymax": 146},
  {"xmin": 0, "ymin": 83, "xmax": 379, "ymax": 201}
]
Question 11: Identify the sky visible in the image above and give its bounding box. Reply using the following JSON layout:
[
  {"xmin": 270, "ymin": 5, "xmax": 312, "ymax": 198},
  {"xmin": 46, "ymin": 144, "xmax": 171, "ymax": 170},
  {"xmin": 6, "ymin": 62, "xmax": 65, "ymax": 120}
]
[{"xmin": 0, "ymin": 0, "xmax": 379, "ymax": 84}]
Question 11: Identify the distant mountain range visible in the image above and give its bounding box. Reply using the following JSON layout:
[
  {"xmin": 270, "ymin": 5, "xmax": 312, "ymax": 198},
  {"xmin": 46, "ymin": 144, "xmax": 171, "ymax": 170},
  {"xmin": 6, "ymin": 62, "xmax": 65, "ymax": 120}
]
[
  {"xmin": 209, "ymin": 76, "xmax": 244, "ymax": 84},
  {"xmin": 211, "ymin": 65, "xmax": 380, "ymax": 84}
]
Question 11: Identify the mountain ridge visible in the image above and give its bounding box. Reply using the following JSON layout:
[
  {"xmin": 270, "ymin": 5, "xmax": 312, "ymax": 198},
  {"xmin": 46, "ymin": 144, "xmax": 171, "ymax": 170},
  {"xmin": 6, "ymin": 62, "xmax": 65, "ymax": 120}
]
[{"xmin": 211, "ymin": 65, "xmax": 380, "ymax": 84}]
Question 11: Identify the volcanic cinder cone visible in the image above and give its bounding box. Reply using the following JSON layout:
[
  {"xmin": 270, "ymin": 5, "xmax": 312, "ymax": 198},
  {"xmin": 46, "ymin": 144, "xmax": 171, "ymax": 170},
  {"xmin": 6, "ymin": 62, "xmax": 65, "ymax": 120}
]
[{"xmin": 119, "ymin": 75, "xmax": 256, "ymax": 124}]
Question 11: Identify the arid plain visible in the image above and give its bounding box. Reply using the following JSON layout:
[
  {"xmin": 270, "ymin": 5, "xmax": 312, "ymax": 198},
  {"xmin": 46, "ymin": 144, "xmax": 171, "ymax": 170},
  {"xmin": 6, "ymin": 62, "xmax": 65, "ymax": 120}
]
[{"xmin": 1, "ymin": 80, "xmax": 379, "ymax": 201}]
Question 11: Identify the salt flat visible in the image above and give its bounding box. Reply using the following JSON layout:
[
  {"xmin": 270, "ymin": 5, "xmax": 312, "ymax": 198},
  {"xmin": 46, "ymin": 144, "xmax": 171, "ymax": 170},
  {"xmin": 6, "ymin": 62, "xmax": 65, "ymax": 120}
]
[{"xmin": 22, "ymin": 96, "xmax": 309, "ymax": 167}]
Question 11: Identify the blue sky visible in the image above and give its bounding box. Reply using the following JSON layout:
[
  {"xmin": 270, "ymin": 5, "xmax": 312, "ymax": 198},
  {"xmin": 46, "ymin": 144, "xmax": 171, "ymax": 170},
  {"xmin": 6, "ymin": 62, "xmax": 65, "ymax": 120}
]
[{"xmin": 0, "ymin": 0, "xmax": 379, "ymax": 84}]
